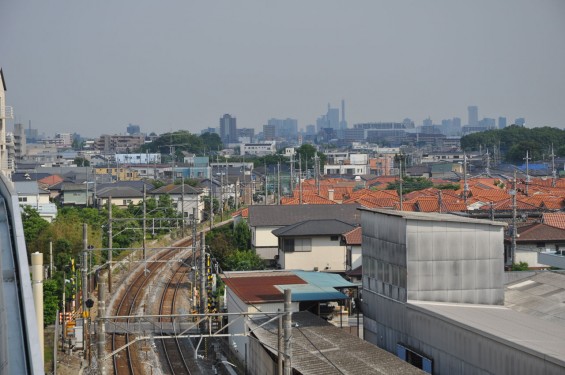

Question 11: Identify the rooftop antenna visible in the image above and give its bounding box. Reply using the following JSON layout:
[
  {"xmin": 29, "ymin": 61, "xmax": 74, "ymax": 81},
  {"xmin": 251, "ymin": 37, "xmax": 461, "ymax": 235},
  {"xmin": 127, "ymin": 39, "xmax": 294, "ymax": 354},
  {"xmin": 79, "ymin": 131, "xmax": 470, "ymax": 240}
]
[{"xmin": 463, "ymin": 154, "xmax": 468, "ymax": 207}]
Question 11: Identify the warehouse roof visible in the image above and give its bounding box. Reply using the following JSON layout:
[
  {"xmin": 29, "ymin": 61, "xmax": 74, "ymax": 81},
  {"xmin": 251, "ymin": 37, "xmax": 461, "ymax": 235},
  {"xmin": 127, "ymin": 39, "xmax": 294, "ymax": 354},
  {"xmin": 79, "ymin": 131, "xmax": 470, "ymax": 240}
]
[
  {"xmin": 409, "ymin": 300, "xmax": 565, "ymax": 366},
  {"xmin": 248, "ymin": 311, "xmax": 426, "ymax": 375},
  {"xmin": 360, "ymin": 207, "xmax": 507, "ymax": 227}
]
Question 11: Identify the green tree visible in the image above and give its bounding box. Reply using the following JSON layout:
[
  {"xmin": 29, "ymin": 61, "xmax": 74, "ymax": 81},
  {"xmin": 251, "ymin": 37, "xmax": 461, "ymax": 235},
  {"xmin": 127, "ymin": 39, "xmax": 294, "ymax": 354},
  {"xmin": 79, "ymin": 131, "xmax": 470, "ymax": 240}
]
[
  {"xmin": 295, "ymin": 144, "xmax": 327, "ymax": 170},
  {"xmin": 43, "ymin": 279, "xmax": 60, "ymax": 326},
  {"xmin": 140, "ymin": 130, "xmax": 223, "ymax": 156},
  {"xmin": 21, "ymin": 206, "xmax": 50, "ymax": 255},
  {"xmin": 387, "ymin": 176, "xmax": 433, "ymax": 194},
  {"xmin": 73, "ymin": 157, "xmax": 90, "ymax": 167},
  {"xmin": 224, "ymin": 250, "xmax": 265, "ymax": 271},
  {"xmin": 233, "ymin": 221, "xmax": 251, "ymax": 250}
]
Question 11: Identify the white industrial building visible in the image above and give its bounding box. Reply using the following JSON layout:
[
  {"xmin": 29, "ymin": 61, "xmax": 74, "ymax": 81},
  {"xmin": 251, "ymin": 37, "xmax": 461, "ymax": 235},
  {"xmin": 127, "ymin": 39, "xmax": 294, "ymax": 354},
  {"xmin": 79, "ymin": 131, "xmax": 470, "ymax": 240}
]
[{"xmin": 360, "ymin": 208, "xmax": 565, "ymax": 374}]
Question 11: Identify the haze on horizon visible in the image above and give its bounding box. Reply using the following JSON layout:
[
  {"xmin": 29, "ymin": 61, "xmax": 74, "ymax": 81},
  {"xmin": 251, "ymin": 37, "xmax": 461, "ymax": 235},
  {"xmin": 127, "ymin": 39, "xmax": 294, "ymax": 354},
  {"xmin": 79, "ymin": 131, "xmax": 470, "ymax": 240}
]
[{"xmin": 1, "ymin": 0, "xmax": 564, "ymax": 137}]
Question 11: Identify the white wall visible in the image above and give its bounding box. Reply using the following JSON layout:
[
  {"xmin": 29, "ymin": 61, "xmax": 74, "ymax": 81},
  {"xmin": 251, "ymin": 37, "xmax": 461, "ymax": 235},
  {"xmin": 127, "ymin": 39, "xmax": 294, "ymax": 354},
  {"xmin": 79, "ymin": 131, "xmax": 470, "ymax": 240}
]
[{"xmin": 280, "ymin": 236, "xmax": 347, "ymax": 271}]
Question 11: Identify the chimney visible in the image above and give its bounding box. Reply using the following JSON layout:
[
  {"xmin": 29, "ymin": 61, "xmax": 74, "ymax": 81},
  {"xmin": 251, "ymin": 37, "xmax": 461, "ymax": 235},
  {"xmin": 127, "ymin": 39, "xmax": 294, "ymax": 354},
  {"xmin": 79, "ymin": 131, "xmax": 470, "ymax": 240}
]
[{"xmin": 328, "ymin": 189, "xmax": 335, "ymax": 202}]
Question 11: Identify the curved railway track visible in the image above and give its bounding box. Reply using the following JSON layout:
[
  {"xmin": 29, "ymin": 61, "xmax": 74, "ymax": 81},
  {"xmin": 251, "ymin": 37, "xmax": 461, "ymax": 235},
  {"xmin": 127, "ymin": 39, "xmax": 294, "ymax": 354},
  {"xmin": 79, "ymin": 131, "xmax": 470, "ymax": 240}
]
[
  {"xmin": 109, "ymin": 218, "xmax": 233, "ymax": 374},
  {"xmin": 158, "ymin": 256, "xmax": 194, "ymax": 374},
  {"xmin": 111, "ymin": 238, "xmax": 191, "ymax": 375}
]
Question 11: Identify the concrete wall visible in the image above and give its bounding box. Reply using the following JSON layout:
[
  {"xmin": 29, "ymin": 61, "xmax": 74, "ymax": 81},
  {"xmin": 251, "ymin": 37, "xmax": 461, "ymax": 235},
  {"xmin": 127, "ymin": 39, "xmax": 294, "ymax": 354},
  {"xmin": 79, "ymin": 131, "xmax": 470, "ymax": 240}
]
[{"xmin": 405, "ymin": 219, "xmax": 504, "ymax": 304}]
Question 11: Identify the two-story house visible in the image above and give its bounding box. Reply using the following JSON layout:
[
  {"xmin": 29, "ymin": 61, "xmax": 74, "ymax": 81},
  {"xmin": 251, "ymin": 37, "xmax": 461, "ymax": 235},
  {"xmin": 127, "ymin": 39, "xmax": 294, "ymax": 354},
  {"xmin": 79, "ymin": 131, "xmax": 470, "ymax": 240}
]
[
  {"xmin": 273, "ymin": 219, "xmax": 357, "ymax": 272},
  {"xmin": 247, "ymin": 204, "xmax": 361, "ymax": 264}
]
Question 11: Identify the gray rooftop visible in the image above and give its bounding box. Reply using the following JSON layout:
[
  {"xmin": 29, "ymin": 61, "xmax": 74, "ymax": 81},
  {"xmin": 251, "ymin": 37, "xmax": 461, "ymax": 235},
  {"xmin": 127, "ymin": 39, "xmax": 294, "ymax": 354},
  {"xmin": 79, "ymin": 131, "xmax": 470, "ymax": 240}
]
[
  {"xmin": 409, "ymin": 300, "xmax": 565, "ymax": 367},
  {"xmin": 13, "ymin": 181, "xmax": 49, "ymax": 195},
  {"xmin": 248, "ymin": 204, "xmax": 362, "ymax": 227},
  {"xmin": 249, "ymin": 311, "xmax": 426, "ymax": 375},
  {"xmin": 272, "ymin": 219, "xmax": 356, "ymax": 237},
  {"xmin": 505, "ymin": 271, "xmax": 565, "ymax": 325},
  {"xmin": 96, "ymin": 186, "xmax": 144, "ymax": 198},
  {"xmin": 360, "ymin": 207, "xmax": 507, "ymax": 227}
]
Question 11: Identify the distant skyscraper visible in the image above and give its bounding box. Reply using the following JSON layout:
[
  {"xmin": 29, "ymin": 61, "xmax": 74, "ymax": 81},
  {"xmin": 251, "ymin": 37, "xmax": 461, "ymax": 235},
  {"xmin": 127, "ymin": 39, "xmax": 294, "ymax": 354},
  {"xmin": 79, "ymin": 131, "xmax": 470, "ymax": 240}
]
[
  {"xmin": 422, "ymin": 117, "xmax": 433, "ymax": 127},
  {"xmin": 515, "ymin": 117, "xmax": 525, "ymax": 126},
  {"xmin": 267, "ymin": 118, "xmax": 298, "ymax": 139},
  {"xmin": 316, "ymin": 103, "xmax": 341, "ymax": 132},
  {"xmin": 498, "ymin": 117, "xmax": 507, "ymax": 129},
  {"xmin": 339, "ymin": 99, "xmax": 348, "ymax": 129},
  {"xmin": 219, "ymin": 114, "xmax": 237, "ymax": 144},
  {"xmin": 127, "ymin": 123, "xmax": 141, "ymax": 135},
  {"xmin": 263, "ymin": 124, "xmax": 276, "ymax": 140},
  {"xmin": 479, "ymin": 118, "xmax": 496, "ymax": 129},
  {"xmin": 468, "ymin": 106, "xmax": 479, "ymax": 126}
]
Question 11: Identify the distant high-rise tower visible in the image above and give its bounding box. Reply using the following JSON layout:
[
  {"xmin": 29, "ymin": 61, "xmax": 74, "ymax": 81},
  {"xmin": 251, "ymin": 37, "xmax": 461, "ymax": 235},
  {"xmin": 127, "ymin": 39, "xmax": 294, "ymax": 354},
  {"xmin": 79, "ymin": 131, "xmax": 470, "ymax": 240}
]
[
  {"xmin": 515, "ymin": 118, "xmax": 525, "ymax": 127},
  {"xmin": 468, "ymin": 106, "xmax": 479, "ymax": 126},
  {"xmin": 220, "ymin": 114, "xmax": 237, "ymax": 144},
  {"xmin": 498, "ymin": 117, "xmax": 507, "ymax": 129},
  {"xmin": 0, "ymin": 69, "xmax": 11, "ymax": 172},
  {"xmin": 340, "ymin": 99, "xmax": 348, "ymax": 129},
  {"xmin": 127, "ymin": 124, "xmax": 141, "ymax": 135}
]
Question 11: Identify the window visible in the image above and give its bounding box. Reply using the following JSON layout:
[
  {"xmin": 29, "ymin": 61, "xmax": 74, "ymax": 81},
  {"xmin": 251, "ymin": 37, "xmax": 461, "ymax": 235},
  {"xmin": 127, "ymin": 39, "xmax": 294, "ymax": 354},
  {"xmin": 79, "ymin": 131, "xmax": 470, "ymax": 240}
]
[
  {"xmin": 282, "ymin": 238, "xmax": 294, "ymax": 252},
  {"xmin": 330, "ymin": 235, "xmax": 339, "ymax": 241},
  {"xmin": 19, "ymin": 197, "xmax": 28, "ymax": 202},
  {"xmin": 282, "ymin": 238, "xmax": 311, "ymax": 252}
]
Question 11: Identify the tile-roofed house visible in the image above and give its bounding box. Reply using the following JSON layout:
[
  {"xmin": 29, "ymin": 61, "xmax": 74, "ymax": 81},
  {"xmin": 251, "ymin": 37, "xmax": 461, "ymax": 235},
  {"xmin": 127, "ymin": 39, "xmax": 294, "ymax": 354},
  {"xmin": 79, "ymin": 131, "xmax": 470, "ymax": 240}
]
[
  {"xmin": 96, "ymin": 186, "xmax": 144, "ymax": 207},
  {"xmin": 505, "ymin": 223, "xmax": 565, "ymax": 268},
  {"xmin": 273, "ymin": 219, "xmax": 356, "ymax": 271},
  {"xmin": 542, "ymin": 212, "xmax": 565, "ymax": 230},
  {"xmin": 341, "ymin": 226, "xmax": 362, "ymax": 271},
  {"xmin": 249, "ymin": 204, "xmax": 361, "ymax": 263}
]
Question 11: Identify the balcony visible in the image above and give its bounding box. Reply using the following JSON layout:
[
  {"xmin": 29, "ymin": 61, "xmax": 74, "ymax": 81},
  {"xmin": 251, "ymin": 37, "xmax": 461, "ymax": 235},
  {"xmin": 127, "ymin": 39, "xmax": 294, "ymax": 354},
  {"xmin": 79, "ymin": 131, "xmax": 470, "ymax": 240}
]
[
  {"xmin": 538, "ymin": 250, "xmax": 565, "ymax": 269},
  {"xmin": 1, "ymin": 105, "xmax": 14, "ymax": 119}
]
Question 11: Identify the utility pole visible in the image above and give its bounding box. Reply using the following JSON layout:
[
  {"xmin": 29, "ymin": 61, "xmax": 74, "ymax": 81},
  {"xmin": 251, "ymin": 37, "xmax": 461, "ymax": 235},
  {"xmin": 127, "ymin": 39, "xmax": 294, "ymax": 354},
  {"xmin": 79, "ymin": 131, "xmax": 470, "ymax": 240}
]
[
  {"xmin": 82, "ymin": 223, "xmax": 88, "ymax": 361},
  {"xmin": 551, "ymin": 144, "xmax": 556, "ymax": 187},
  {"xmin": 192, "ymin": 208, "xmax": 198, "ymax": 311},
  {"xmin": 97, "ymin": 280, "xmax": 106, "ymax": 375},
  {"xmin": 277, "ymin": 161, "xmax": 281, "ymax": 205},
  {"xmin": 181, "ymin": 178, "xmax": 185, "ymax": 237},
  {"xmin": 209, "ymin": 166, "xmax": 213, "ymax": 231},
  {"xmin": 49, "ymin": 241, "xmax": 53, "ymax": 278},
  {"xmin": 524, "ymin": 150, "xmax": 531, "ymax": 196},
  {"xmin": 290, "ymin": 153, "xmax": 294, "ymax": 193},
  {"xmin": 298, "ymin": 154, "xmax": 303, "ymax": 205},
  {"xmin": 485, "ymin": 149, "xmax": 490, "ymax": 176},
  {"xmin": 265, "ymin": 162, "xmax": 268, "ymax": 205},
  {"xmin": 143, "ymin": 184, "xmax": 147, "ymax": 273},
  {"xmin": 511, "ymin": 171, "xmax": 517, "ymax": 267},
  {"xmin": 399, "ymin": 154, "xmax": 403, "ymax": 211},
  {"xmin": 283, "ymin": 289, "xmax": 292, "ymax": 375},
  {"xmin": 463, "ymin": 154, "xmax": 468, "ymax": 207},
  {"xmin": 315, "ymin": 154, "xmax": 320, "ymax": 196},
  {"xmin": 107, "ymin": 197, "xmax": 113, "ymax": 293},
  {"xmin": 200, "ymin": 232, "xmax": 206, "ymax": 316}
]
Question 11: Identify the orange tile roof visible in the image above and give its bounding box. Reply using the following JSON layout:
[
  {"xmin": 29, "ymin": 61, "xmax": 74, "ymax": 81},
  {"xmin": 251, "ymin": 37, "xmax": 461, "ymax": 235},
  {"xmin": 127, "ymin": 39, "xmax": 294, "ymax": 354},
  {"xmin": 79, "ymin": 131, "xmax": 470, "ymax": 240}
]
[
  {"xmin": 38, "ymin": 174, "xmax": 63, "ymax": 186},
  {"xmin": 232, "ymin": 207, "xmax": 249, "ymax": 218},
  {"xmin": 542, "ymin": 212, "xmax": 565, "ymax": 229},
  {"xmin": 342, "ymin": 227, "xmax": 362, "ymax": 245}
]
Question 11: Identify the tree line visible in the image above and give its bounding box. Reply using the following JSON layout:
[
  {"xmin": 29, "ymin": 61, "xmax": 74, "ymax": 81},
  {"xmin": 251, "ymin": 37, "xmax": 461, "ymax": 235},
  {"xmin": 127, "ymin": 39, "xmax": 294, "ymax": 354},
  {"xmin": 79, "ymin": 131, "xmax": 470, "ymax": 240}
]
[{"xmin": 460, "ymin": 125, "xmax": 565, "ymax": 163}]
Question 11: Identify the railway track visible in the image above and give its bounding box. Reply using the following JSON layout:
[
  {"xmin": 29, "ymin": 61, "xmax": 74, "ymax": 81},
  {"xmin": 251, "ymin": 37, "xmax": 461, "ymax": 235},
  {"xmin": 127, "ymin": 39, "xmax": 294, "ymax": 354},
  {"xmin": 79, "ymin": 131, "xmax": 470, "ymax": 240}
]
[
  {"xmin": 111, "ymin": 239, "xmax": 191, "ymax": 375},
  {"xmin": 158, "ymin": 255, "xmax": 195, "ymax": 374}
]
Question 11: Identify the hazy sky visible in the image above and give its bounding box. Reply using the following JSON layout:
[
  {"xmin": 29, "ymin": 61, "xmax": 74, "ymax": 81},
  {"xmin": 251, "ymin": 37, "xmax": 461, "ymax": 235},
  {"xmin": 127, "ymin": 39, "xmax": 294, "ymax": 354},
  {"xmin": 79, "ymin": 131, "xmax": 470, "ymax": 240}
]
[{"xmin": 1, "ymin": 0, "xmax": 565, "ymax": 137}]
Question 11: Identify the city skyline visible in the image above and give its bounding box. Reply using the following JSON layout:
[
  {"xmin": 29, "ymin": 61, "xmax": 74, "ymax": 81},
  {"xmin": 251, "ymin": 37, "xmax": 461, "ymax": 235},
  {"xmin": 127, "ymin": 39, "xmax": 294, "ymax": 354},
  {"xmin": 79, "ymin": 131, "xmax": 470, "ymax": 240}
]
[{"xmin": 1, "ymin": 1, "xmax": 564, "ymax": 136}]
